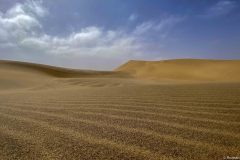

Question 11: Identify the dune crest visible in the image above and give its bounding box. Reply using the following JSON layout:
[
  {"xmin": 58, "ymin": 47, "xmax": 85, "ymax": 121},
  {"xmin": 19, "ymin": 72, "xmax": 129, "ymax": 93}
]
[
  {"xmin": 116, "ymin": 59, "xmax": 240, "ymax": 82},
  {"xmin": 0, "ymin": 60, "xmax": 126, "ymax": 78}
]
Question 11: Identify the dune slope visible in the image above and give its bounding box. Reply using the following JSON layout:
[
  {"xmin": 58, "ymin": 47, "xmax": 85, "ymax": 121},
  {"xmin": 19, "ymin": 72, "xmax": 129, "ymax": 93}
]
[
  {"xmin": 116, "ymin": 59, "xmax": 240, "ymax": 82},
  {"xmin": 0, "ymin": 60, "xmax": 128, "ymax": 90},
  {"xmin": 0, "ymin": 60, "xmax": 125, "ymax": 78}
]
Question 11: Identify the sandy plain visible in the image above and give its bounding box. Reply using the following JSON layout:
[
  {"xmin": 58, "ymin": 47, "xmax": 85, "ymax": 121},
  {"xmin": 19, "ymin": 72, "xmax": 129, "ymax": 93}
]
[{"xmin": 0, "ymin": 59, "xmax": 240, "ymax": 160}]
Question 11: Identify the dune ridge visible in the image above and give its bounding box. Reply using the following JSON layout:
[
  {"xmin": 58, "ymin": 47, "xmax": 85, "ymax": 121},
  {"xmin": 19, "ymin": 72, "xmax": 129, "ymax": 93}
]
[
  {"xmin": 116, "ymin": 59, "xmax": 240, "ymax": 82},
  {"xmin": 0, "ymin": 60, "xmax": 129, "ymax": 90},
  {"xmin": 0, "ymin": 60, "xmax": 126, "ymax": 78}
]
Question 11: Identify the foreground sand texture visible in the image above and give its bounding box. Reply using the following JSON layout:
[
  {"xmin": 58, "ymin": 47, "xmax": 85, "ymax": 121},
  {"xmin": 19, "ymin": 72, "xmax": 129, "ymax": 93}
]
[{"xmin": 0, "ymin": 60, "xmax": 240, "ymax": 160}]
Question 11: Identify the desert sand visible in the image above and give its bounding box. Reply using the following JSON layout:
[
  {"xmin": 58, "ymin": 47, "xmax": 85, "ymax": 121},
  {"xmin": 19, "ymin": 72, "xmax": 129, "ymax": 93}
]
[
  {"xmin": 117, "ymin": 59, "xmax": 240, "ymax": 82},
  {"xmin": 0, "ymin": 59, "xmax": 240, "ymax": 160}
]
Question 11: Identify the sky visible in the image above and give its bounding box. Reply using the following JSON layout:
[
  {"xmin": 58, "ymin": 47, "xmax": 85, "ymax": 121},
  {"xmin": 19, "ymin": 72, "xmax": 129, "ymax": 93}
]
[{"xmin": 0, "ymin": 0, "xmax": 240, "ymax": 70}]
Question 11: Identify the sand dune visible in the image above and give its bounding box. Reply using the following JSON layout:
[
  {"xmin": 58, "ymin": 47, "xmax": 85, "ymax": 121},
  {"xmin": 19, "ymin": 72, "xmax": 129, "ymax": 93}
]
[
  {"xmin": 0, "ymin": 60, "xmax": 126, "ymax": 78},
  {"xmin": 0, "ymin": 60, "xmax": 128, "ymax": 90},
  {"xmin": 116, "ymin": 59, "xmax": 240, "ymax": 82},
  {"xmin": 0, "ymin": 60, "xmax": 240, "ymax": 160}
]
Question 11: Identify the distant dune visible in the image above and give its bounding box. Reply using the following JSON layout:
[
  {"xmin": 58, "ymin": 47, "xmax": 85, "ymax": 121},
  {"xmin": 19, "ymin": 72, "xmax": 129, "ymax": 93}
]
[
  {"xmin": 2, "ymin": 59, "xmax": 240, "ymax": 90},
  {"xmin": 0, "ymin": 60, "xmax": 125, "ymax": 78},
  {"xmin": 0, "ymin": 60, "xmax": 128, "ymax": 90},
  {"xmin": 116, "ymin": 59, "xmax": 240, "ymax": 82}
]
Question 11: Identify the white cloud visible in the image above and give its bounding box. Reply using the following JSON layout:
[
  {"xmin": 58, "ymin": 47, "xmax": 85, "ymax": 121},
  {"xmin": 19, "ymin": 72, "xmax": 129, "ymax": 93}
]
[
  {"xmin": 128, "ymin": 14, "xmax": 138, "ymax": 21},
  {"xmin": 0, "ymin": 1, "xmax": 183, "ymax": 69},
  {"xmin": 0, "ymin": 0, "xmax": 44, "ymax": 46},
  {"xmin": 20, "ymin": 37, "xmax": 49, "ymax": 51},
  {"xmin": 201, "ymin": 0, "xmax": 236, "ymax": 18},
  {"xmin": 134, "ymin": 16, "xmax": 184, "ymax": 35},
  {"xmin": 134, "ymin": 21, "xmax": 154, "ymax": 35},
  {"xmin": 6, "ymin": 0, "xmax": 47, "ymax": 18},
  {"xmin": 3, "ymin": 14, "xmax": 41, "ymax": 30}
]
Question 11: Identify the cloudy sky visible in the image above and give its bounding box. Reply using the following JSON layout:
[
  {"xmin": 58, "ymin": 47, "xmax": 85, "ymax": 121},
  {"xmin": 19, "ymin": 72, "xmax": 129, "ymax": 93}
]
[{"xmin": 0, "ymin": 0, "xmax": 240, "ymax": 70}]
